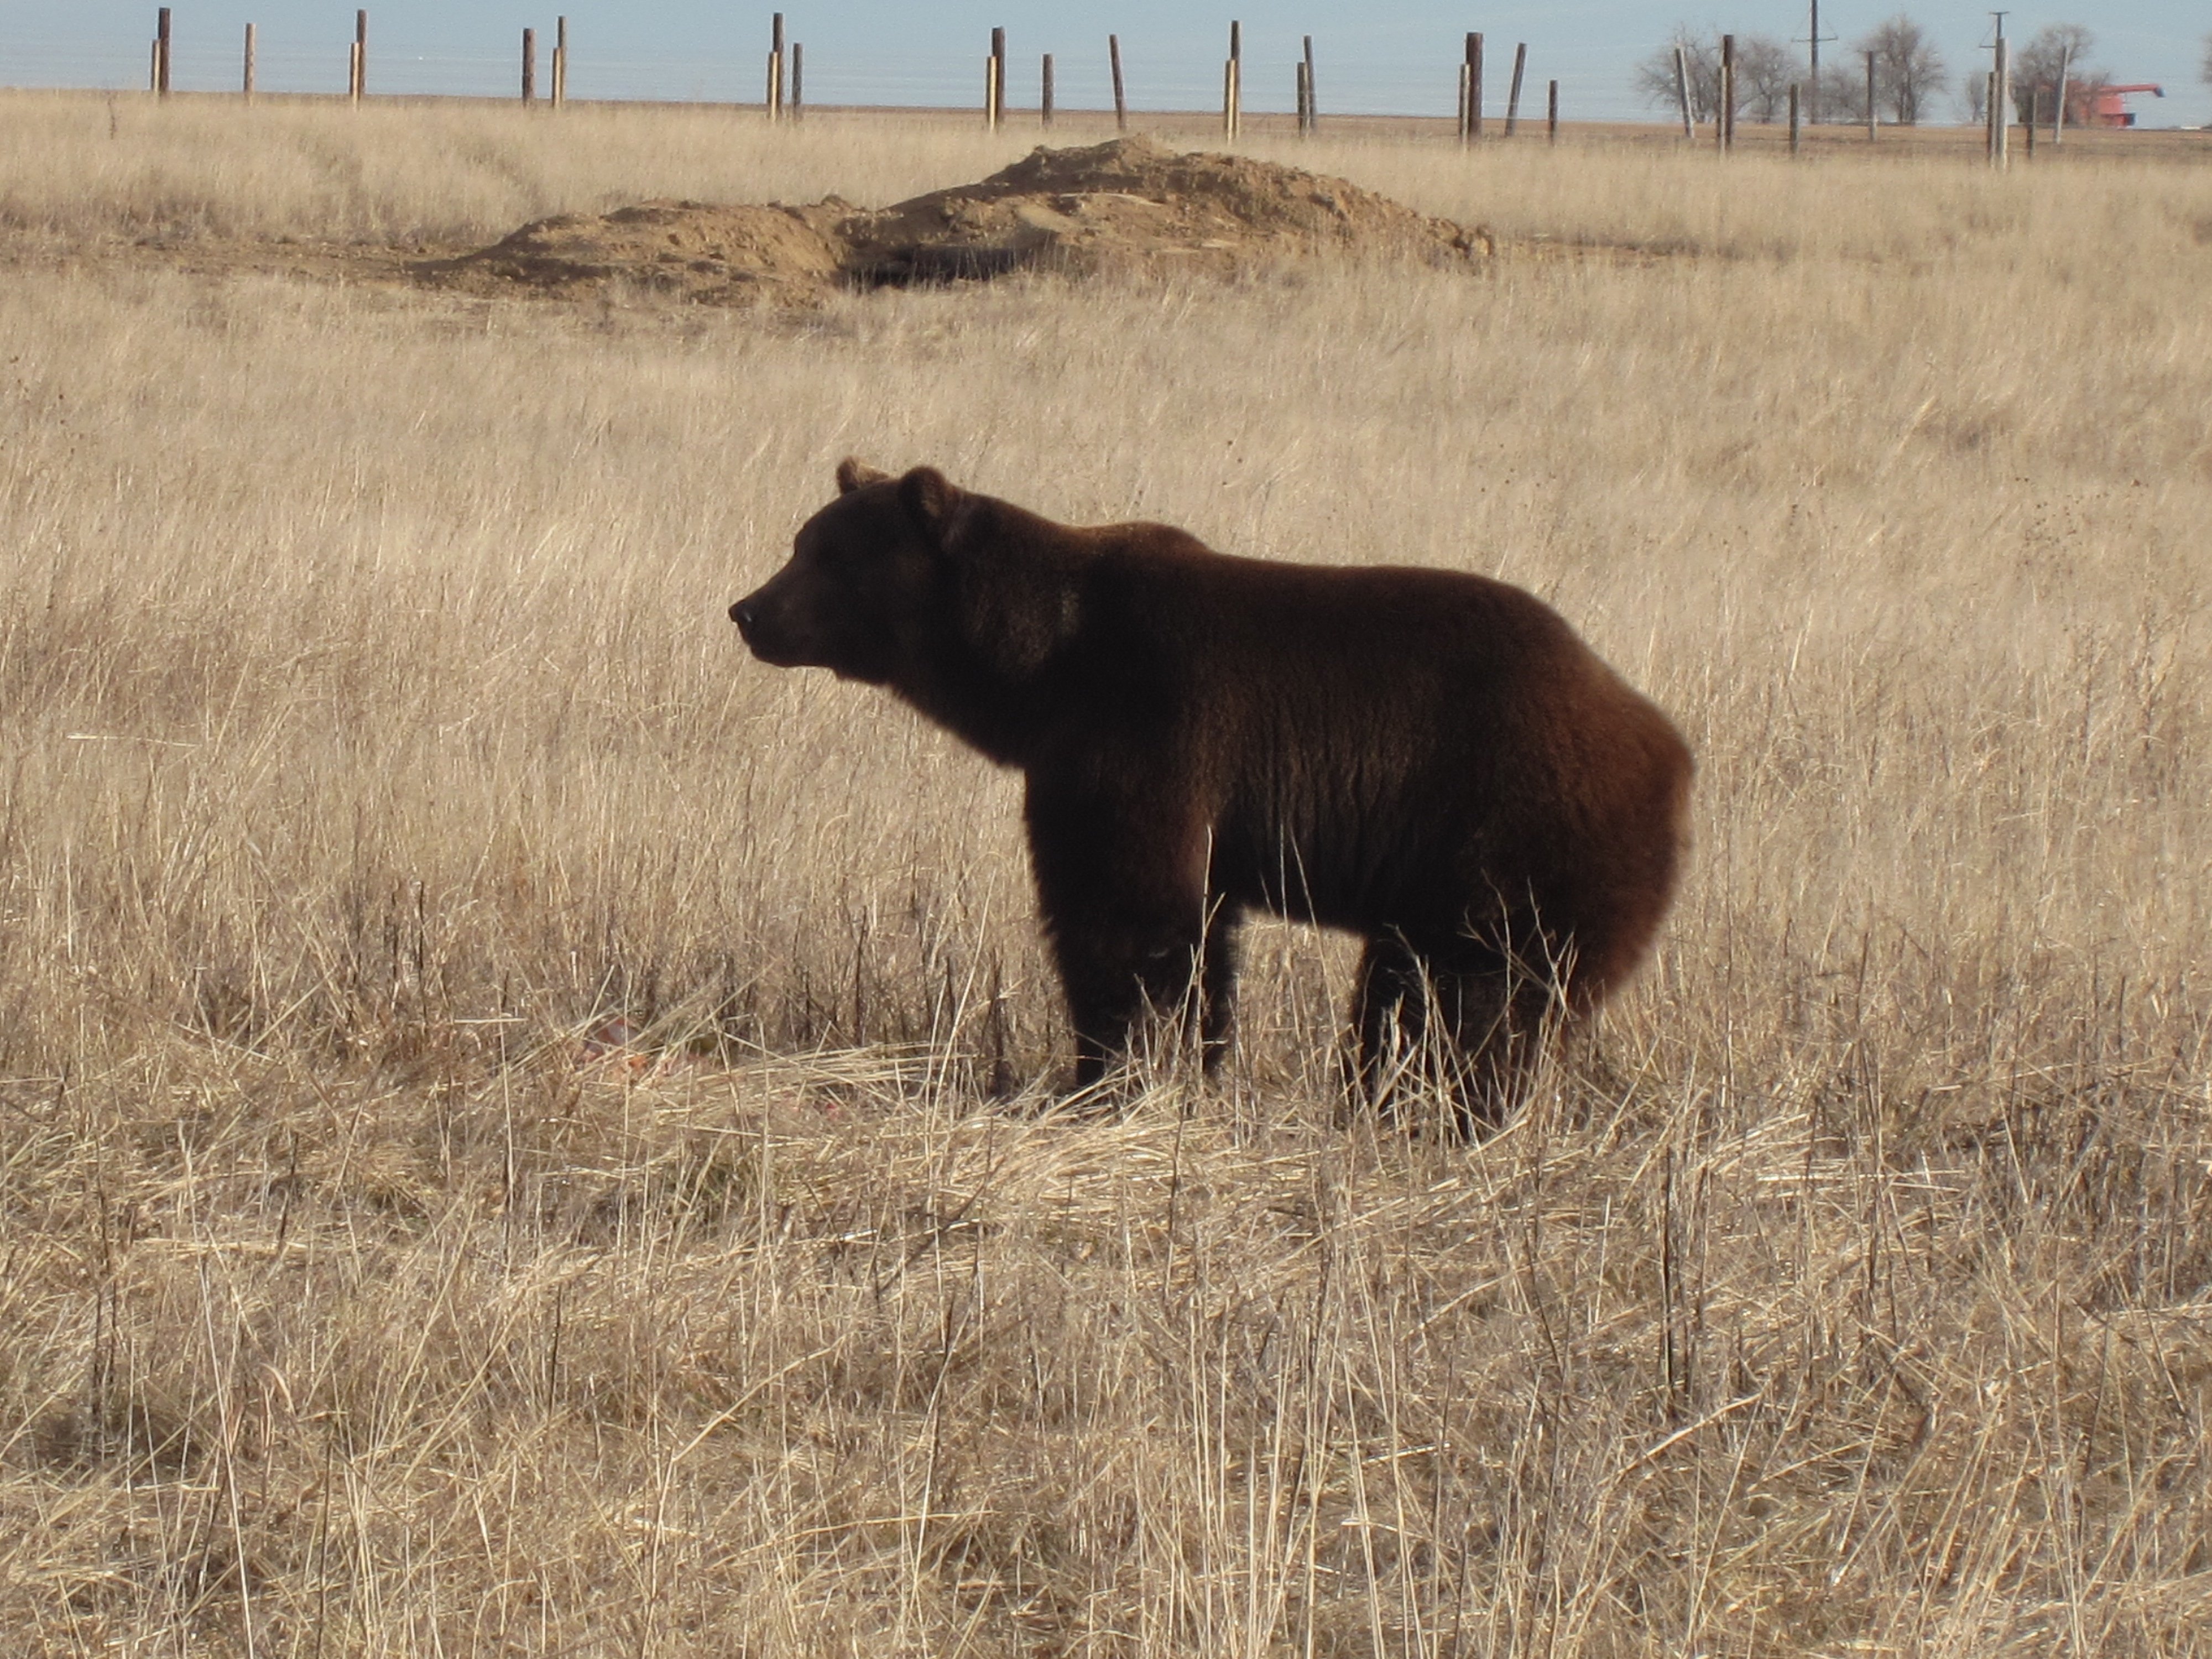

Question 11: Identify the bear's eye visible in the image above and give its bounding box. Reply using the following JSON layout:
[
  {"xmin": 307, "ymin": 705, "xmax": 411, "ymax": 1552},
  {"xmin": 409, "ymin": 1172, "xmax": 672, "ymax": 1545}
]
[{"xmin": 823, "ymin": 539, "xmax": 894, "ymax": 581}]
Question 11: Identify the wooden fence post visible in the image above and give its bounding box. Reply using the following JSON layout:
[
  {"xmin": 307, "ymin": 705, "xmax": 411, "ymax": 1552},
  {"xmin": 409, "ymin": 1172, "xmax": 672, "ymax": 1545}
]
[
  {"xmin": 2053, "ymin": 46, "xmax": 2068, "ymax": 145},
  {"xmin": 154, "ymin": 8, "xmax": 171, "ymax": 98},
  {"xmin": 2026, "ymin": 87, "xmax": 2039, "ymax": 156},
  {"xmin": 989, "ymin": 27, "xmax": 1005, "ymax": 129},
  {"xmin": 768, "ymin": 13, "xmax": 784, "ymax": 120},
  {"xmin": 1867, "ymin": 53, "xmax": 1878, "ymax": 140},
  {"xmin": 354, "ymin": 10, "xmax": 367, "ymax": 101},
  {"xmin": 553, "ymin": 17, "xmax": 567, "ymax": 108},
  {"xmin": 1505, "ymin": 43, "xmax": 1526, "ymax": 136},
  {"xmin": 522, "ymin": 29, "xmax": 535, "ymax": 103},
  {"xmin": 1303, "ymin": 36, "xmax": 1316, "ymax": 134},
  {"xmin": 1042, "ymin": 53, "xmax": 1053, "ymax": 126},
  {"xmin": 1547, "ymin": 78, "xmax": 1558, "ymax": 142},
  {"xmin": 1673, "ymin": 44, "xmax": 1693, "ymax": 139},
  {"xmin": 1223, "ymin": 21, "xmax": 1240, "ymax": 142},
  {"xmin": 1109, "ymin": 34, "xmax": 1126, "ymax": 132},
  {"xmin": 1467, "ymin": 33, "xmax": 1483, "ymax": 140},
  {"xmin": 243, "ymin": 23, "xmax": 255, "ymax": 100},
  {"xmin": 1788, "ymin": 81, "xmax": 1800, "ymax": 153},
  {"xmin": 1992, "ymin": 37, "xmax": 2009, "ymax": 169},
  {"xmin": 1717, "ymin": 45, "xmax": 1734, "ymax": 149},
  {"xmin": 1719, "ymin": 34, "xmax": 1734, "ymax": 152},
  {"xmin": 790, "ymin": 41, "xmax": 802, "ymax": 118}
]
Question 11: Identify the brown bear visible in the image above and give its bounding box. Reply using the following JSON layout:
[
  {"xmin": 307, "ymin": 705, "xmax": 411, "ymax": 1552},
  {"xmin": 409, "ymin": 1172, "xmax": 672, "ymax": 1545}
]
[{"xmin": 732, "ymin": 460, "xmax": 1691, "ymax": 1130}]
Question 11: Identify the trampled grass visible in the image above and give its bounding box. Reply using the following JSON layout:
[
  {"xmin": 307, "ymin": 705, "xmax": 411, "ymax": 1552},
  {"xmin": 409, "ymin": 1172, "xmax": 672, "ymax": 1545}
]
[{"xmin": 1, "ymin": 91, "xmax": 2209, "ymax": 1656}]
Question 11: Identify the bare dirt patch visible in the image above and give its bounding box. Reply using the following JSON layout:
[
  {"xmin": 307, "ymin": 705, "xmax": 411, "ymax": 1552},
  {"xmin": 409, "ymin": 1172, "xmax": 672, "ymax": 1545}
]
[{"xmin": 422, "ymin": 135, "xmax": 1493, "ymax": 305}]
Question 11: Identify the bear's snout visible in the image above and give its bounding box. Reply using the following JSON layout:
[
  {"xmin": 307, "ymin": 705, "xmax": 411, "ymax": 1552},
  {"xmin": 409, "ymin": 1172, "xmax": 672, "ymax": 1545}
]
[{"xmin": 730, "ymin": 583, "xmax": 814, "ymax": 668}]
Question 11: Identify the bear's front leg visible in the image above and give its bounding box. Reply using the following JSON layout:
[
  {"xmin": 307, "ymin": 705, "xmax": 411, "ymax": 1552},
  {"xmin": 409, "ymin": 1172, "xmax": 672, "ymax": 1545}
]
[
  {"xmin": 1024, "ymin": 771, "xmax": 1217, "ymax": 1089},
  {"xmin": 1049, "ymin": 915, "xmax": 1208, "ymax": 1087}
]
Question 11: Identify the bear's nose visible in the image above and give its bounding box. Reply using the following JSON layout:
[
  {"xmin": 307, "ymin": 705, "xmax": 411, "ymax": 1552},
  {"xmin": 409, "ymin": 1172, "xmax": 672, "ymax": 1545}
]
[{"xmin": 730, "ymin": 599, "xmax": 757, "ymax": 636}]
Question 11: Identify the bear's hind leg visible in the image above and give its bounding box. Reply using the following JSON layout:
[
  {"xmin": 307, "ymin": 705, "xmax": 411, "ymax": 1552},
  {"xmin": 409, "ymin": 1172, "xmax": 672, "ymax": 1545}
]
[
  {"xmin": 1198, "ymin": 901, "xmax": 1245, "ymax": 1077},
  {"xmin": 1349, "ymin": 935, "xmax": 1428, "ymax": 1118},
  {"xmin": 1349, "ymin": 938, "xmax": 1555, "ymax": 1136},
  {"xmin": 1432, "ymin": 961, "xmax": 1558, "ymax": 1136}
]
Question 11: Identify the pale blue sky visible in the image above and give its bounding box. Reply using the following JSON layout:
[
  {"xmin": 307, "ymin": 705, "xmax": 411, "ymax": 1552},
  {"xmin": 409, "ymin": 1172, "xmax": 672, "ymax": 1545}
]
[{"xmin": 2, "ymin": 2, "xmax": 2205, "ymax": 125}]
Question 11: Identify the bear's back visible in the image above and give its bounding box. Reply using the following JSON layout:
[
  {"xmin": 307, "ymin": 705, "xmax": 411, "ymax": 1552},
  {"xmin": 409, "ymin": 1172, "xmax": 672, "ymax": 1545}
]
[{"xmin": 1051, "ymin": 536, "xmax": 1684, "ymax": 949}]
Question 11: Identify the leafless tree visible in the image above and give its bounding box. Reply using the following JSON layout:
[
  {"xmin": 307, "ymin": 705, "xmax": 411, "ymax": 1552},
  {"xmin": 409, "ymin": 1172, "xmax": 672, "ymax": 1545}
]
[
  {"xmin": 1820, "ymin": 60, "xmax": 1872, "ymax": 124},
  {"xmin": 1960, "ymin": 65, "xmax": 1986, "ymax": 123},
  {"xmin": 2010, "ymin": 23, "xmax": 2095, "ymax": 121},
  {"xmin": 1634, "ymin": 25, "xmax": 1720, "ymax": 123},
  {"xmin": 1734, "ymin": 35, "xmax": 1794, "ymax": 123},
  {"xmin": 1633, "ymin": 27, "xmax": 1793, "ymax": 124},
  {"xmin": 2200, "ymin": 31, "xmax": 2210, "ymax": 90},
  {"xmin": 1856, "ymin": 15, "xmax": 1945, "ymax": 124}
]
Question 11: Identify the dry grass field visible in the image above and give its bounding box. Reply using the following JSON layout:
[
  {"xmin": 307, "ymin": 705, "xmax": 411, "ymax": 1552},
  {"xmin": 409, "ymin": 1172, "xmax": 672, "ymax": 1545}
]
[{"xmin": 2, "ymin": 91, "xmax": 2210, "ymax": 1656}]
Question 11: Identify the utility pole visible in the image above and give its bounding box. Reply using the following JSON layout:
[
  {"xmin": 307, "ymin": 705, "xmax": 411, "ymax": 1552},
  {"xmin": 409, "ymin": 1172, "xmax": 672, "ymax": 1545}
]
[
  {"xmin": 1801, "ymin": 0, "xmax": 1836, "ymax": 123},
  {"xmin": 1808, "ymin": 0, "xmax": 1818, "ymax": 121}
]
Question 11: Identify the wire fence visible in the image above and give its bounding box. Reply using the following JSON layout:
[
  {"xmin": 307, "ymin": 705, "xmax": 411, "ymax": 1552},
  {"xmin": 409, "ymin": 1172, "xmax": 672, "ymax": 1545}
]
[
  {"xmin": 7, "ymin": 14, "xmax": 2205, "ymax": 134},
  {"xmin": 0, "ymin": 15, "xmax": 1647, "ymax": 123}
]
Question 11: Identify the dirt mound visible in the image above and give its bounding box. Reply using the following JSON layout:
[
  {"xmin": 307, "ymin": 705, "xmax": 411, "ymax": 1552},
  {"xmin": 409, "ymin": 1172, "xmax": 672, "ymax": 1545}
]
[
  {"xmin": 426, "ymin": 199, "xmax": 849, "ymax": 305},
  {"xmin": 426, "ymin": 137, "xmax": 1491, "ymax": 306},
  {"xmin": 841, "ymin": 135, "xmax": 1493, "ymax": 286}
]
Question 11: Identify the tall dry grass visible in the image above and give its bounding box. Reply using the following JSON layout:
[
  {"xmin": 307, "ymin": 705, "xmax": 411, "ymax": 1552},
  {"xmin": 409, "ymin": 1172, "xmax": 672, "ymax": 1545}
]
[{"xmin": 2, "ymin": 93, "xmax": 2209, "ymax": 1656}]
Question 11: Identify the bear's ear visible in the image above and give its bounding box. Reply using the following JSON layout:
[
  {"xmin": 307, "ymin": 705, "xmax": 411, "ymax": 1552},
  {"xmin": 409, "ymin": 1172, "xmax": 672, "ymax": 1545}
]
[
  {"xmin": 897, "ymin": 467, "xmax": 965, "ymax": 542},
  {"xmin": 835, "ymin": 457, "xmax": 891, "ymax": 494}
]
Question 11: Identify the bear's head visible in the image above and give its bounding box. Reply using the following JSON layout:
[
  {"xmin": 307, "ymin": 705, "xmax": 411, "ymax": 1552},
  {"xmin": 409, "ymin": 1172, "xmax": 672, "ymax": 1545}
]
[
  {"xmin": 732, "ymin": 460, "xmax": 1080, "ymax": 722},
  {"xmin": 729, "ymin": 459, "xmax": 969, "ymax": 687}
]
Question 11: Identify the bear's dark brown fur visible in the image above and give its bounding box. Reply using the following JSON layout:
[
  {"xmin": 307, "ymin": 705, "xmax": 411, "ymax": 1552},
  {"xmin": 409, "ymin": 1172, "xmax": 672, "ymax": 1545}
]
[{"xmin": 732, "ymin": 460, "xmax": 1691, "ymax": 1129}]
